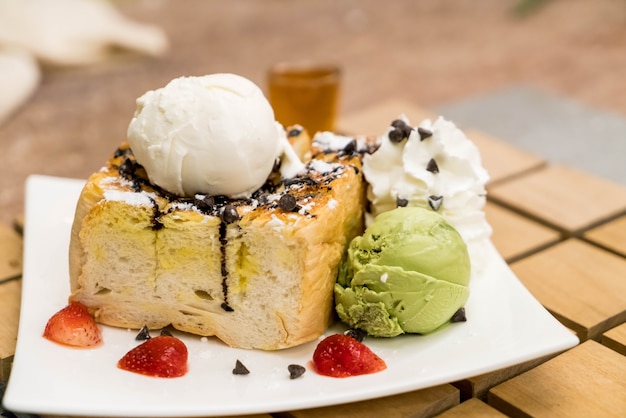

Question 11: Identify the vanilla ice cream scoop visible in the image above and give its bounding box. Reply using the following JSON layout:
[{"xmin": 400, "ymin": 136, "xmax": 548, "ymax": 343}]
[{"xmin": 127, "ymin": 73, "xmax": 302, "ymax": 198}]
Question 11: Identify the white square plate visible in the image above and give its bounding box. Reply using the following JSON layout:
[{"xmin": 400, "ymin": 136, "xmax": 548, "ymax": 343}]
[{"xmin": 3, "ymin": 175, "xmax": 579, "ymax": 417}]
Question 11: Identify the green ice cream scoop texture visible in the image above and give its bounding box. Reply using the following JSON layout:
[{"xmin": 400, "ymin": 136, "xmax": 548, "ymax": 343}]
[{"xmin": 335, "ymin": 207, "xmax": 471, "ymax": 337}]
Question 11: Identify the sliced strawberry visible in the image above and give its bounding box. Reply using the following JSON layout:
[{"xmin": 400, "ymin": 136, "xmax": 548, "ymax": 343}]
[
  {"xmin": 117, "ymin": 335, "xmax": 188, "ymax": 378},
  {"xmin": 312, "ymin": 334, "xmax": 386, "ymax": 378},
  {"xmin": 43, "ymin": 301, "xmax": 102, "ymax": 348}
]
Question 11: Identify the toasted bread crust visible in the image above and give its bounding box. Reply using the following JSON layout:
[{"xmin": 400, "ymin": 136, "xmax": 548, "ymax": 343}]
[{"xmin": 69, "ymin": 133, "xmax": 364, "ymax": 349}]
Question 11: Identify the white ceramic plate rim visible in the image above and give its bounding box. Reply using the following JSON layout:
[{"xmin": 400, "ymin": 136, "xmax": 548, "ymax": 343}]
[{"xmin": 3, "ymin": 175, "xmax": 579, "ymax": 417}]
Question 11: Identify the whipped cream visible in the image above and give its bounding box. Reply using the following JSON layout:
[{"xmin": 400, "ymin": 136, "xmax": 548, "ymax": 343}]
[
  {"xmin": 127, "ymin": 73, "xmax": 303, "ymax": 198},
  {"xmin": 363, "ymin": 115, "xmax": 492, "ymax": 264}
]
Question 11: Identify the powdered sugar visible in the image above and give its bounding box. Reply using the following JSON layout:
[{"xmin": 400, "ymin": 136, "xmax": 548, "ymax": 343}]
[
  {"xmin": 309, "ymin": 159, "xmax": 340, "ymax": 174},
  {"xmin": 103, "ymin": 189, "xmax": 156, "ymax": 206}
]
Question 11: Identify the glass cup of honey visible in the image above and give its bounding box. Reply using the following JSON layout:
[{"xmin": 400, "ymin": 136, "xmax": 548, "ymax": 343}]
[{"xmin": 267, "ymin": 62, "xmax": 341, "ymax": 135}]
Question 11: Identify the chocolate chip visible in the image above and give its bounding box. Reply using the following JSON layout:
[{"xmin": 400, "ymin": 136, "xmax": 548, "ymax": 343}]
[
  {"xmin": 344, "ymin": 328, "xmax": 366, "ymax": 342},
  {"xmin": 428, "ymin": 195, "xmax": 443, "ymax": 211},
  {"xmin": 401, "ymin": 126, "xmax": 413, "ymax": 139},
  {"xmin": 396, "ymin": 197, "xmax": 409, "ymax": 207},
  {"xmin": 287, "ymin": 126, "xmax": 303, "ymax": 137},
  {"xmin": 135, "ymin": 325, "xmax": 151, "ymax": 340},
  {"xmin": 388, "ymin": 128, "xmax": 405, "ymax": 143},
  {"xmin": 342, "ymin": 139, "xmax": 357, "ymax": 156},
  {"xmin": 113, "ymin": 147, "xmax": 129, "ymax": 159},
  {"xmin": 118, "ymin": 158, "xmax": 137, "ymax": 178},
  {"xmin": 391, "ymin": 119, "xmax": 407, "ymax": 129},
  {"xmin": 426, "ymin": 158, "xmax": 439, "ymax": 173},
  {"xmin": 392, "ymin": 119, "xmax": 413, "ymax": 137},
  {"xmin": 194, "ymin": 195, "xmax": 215, "ymax": 213},
  {"xmin": 160, "ymin": 328, "xmax": 173, "ymax": 337},
  {"xmin": 256, "ymin": 193, "xmax": 270, "ymax": 206},
  {"xmin": 417, "ymin": 127, "xmax": 433, "ymax": 141},
  {"xmin": 233, "ymin": 359, "xmax": 250, "ymax": 375},
  {"xmin": 221, "ymin": 205, "xmax": 240, "ymax": 224},
  {"xmin": 451, "ymin": 307, "xmax": 467, "ymax": 323},
  {"xmin": 389, "ymin": 119, "xmax": 413, "ymax": 143},
  {"xmin": 279, "ymin": 193, "xmax": 298, "ymax": 212},
  {"xmin": 214, "ymin": 195, "xmax": 231, "ymax": 206},
  {"xmin": 288, "ymin": 364, "xmax": 306, "ymax": 379}
]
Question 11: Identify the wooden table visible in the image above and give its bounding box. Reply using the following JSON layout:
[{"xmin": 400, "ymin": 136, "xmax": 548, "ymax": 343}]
[
  {"xmin": 2, "ymin": 99, "xmax": 626, "ymax": 417},
  {"xmin": 2, "ymin": 1, "xmax": 626, "ymax": 416}
]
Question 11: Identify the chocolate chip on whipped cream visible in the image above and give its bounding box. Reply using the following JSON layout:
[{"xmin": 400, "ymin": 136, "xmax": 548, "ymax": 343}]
[
  {"xmin": 396, "ymin": 197, "xmax": 409, "ymax": 207},
  {"xmin": 389, "ymin": 118, "xmax": 413, "ymax": 143},
  {"xmin": 417, "ymin": 127, "xmax": 433, "ymax": 140},
  {"xmin": 388, "ymin": 128, "xmax": 404, "ymax": 143},
  {"xmin": 428, "ymin": 195, "xmax": 443, "ymax": 211},
  {"xmin": 426, "ymin": 158, "xmax": 439, "ymax": 174},
  {"xmin": 391, "ymin": 118, "xmax": 413, "ymax": 134}
]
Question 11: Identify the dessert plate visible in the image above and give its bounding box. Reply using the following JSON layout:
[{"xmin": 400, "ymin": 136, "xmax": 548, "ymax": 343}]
[{"xmin": 4, "ymin": 175, "xmax": 579, "ymax": 417}]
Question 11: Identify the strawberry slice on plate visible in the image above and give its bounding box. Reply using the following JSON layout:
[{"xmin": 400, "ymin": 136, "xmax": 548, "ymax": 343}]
[
  {"xmin": 118, "ymin": 335, "xmax": 188, "ymax": 378},
  {"xmin": 312, "ymin": 333, "xmax": 387, "ymax": 378},
  {"xmin": 43, "ymin": 301, "xmax": 102, "ymax": 348}
]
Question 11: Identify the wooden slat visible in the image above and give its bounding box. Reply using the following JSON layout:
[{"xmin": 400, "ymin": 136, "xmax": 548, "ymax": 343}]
[
  {"xmin": 13, "ymin": 214, "xmax": 24, "ymax": 235},
  {"xmin": 602, "ymin": 322, "xmax": 626, "ymax": 357},
  {"xmin": 511, "ymin": 239, "xmax": 626, "ymax": 341},
  {"xmin": 278, "ymin": 384, "xmax": 459, "ymax": 418},
  {"xmin": 40, "ymin": 414, "xmax": 274, "ymax": 418},
  {"xmin": 584, "ymin": 214, "xmax": 626, "ymax": 257},
  {"xmin": 488, "ymin": 340, "xmax": 626, "ymax": 417},
  {"xmin": 452, "ymin": 354, "xmax": 555, "ymax": 401},
  {"xmin": 0, "ymin": 279, "xmax": 21, "ymax": 360},
  {"xmin": 0, "ymin": 356, "xmax": 10, "ymax": 384},
  {"xmin": 211, "ymin": 416, "xmax": 273, "ymax": 418},
  {"xmin": 0, "ymin": 222, "xmax": 22, "ymax": 281},
  {"xmin": 485, "ymin": 201, "xmax": 561, "ymax": 262},
  {"xmin": 488, "ymin": 164, "xmax": 626, "ymax": 234},
  {"xmin": 436, "ymin": 398, "xmax": 508, "ymax": 417}
]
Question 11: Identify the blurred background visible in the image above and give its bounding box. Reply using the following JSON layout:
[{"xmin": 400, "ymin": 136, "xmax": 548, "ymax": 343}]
[{"xmin": 1, "ymin": 0, "xmax": 626, "ymax": 225}]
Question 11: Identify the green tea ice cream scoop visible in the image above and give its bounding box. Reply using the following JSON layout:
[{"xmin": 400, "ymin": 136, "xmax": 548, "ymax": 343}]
[{"xmin": 335, "ymin": 206, "xmax": 471, "ymax": 337}]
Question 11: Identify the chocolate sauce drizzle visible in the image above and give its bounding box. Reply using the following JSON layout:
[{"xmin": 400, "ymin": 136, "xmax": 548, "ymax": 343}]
[
  {"xmin": 218, "ymin": 221, "xmax": 234, "ymax": 312},
  {"xmin": 148, "ymin": 196, "xmax": 163, "ymax": 230}
]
